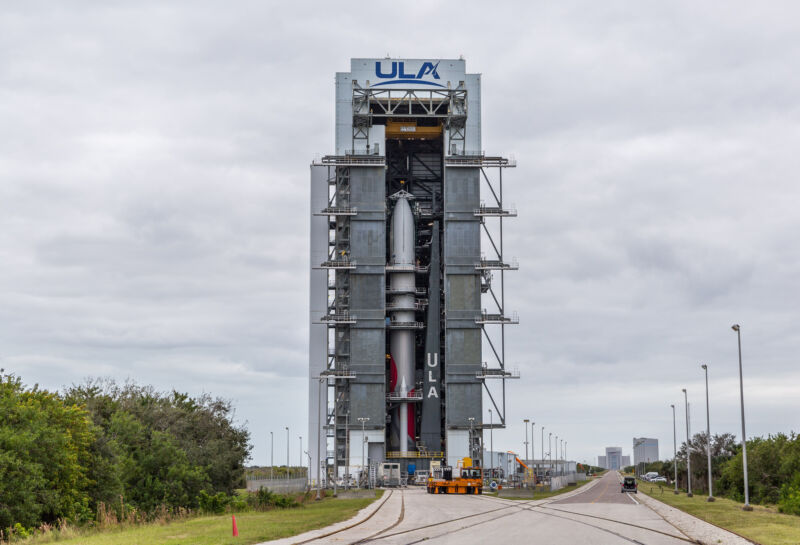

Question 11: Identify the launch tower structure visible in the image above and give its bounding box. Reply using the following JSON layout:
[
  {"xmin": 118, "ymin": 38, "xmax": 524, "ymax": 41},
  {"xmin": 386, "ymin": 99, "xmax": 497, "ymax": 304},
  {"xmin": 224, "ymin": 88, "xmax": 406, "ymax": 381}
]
[{"xmin": 309, "ymin": 58, "xmax": 518, "ymax": 485}]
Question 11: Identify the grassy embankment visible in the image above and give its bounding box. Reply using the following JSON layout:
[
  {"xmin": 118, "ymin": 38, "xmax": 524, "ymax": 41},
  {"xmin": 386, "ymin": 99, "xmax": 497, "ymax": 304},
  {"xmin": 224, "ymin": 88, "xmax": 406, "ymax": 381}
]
[
  {"xmin": 488, "ymin": 475, "xmax": 596, "ymax": 500},
  {"xmin": 636, "ymin": 481, "xmax": 800, "ymax": 545},
  {"xmin": 15, "ymin": 492, "xmax": 383, "ymax": 545}
]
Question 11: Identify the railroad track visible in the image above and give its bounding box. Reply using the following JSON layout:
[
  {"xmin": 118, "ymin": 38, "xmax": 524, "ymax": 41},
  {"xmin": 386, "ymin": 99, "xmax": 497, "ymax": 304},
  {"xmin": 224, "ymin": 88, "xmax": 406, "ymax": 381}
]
[
  {"xmin": 351, "ymin": 489, "xmax": 700, "ymax": 545},
  {"xmin": 291, "ymin": 489, "xmax": 402, "ymax": 545}
]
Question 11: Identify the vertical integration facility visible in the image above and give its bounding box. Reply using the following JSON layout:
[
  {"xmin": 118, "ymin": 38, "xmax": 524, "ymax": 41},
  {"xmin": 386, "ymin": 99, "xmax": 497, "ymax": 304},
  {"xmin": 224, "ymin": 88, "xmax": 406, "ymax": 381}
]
[{"xmin": 309, "ymin": 58, "xmax": 518, "ymax": 483}]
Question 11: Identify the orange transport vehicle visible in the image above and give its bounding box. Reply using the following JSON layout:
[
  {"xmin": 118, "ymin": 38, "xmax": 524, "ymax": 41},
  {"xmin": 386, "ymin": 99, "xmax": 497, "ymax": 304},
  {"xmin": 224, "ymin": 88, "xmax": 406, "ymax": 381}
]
[{"xmin": 427, "ymin": 457, "xmax": 483, "ymax": 494}]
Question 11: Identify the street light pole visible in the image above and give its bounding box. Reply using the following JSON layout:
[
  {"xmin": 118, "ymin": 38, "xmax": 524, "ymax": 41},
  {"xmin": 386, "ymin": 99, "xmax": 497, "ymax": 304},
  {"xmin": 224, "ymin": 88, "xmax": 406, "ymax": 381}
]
[
  {"xmin": 682, "ymin": 389, "xmax": 692, "ymax": 497},
  {"xmin": 468, "ymin": 417, "xmax": 475, "ymax": 460},
  {"xmin": 541, "ymin": 426, "xmax": 545, "ymax": 475},
  {"xmin": 344, "ymin": 413, "xmax": 349, "ymax": 490},
  {"xmin": 548, "ymin": 432, "xmax": 552, "ymax": 476},
  {"xmin": 732, "ymin": 324, "xmax": 752, "ymax": 511},
  {"xmin": 357, "ymin": 417, "xmax": 369, "ymax": 488},
  {"xmin": 489, "ymin": 409, "xmax": 494, "ymax": 478},
  {"xmin": 531, "ymin": 422, "xmax": 535, "ymax": 483},
  {"xmin": 555, "ymin": 435, "xmax": 558, "ymax": 476},
  {"xmin": 671, "ymin": 404, "xmax": 678, "ymax": 494},
  {"xmin": 270, "ymin": 431, "xmax": 274, "ymax": 481},
  {"xmin": 560, "ymin": 440, "xmax": 564, "ymax": 476},
  {"xmin": 286, "ymin": 427, "xmax": 290, "ymax": 483},
  {"xmin": 524, "ymin": 418, "xmax": 530, "ymax": 482},
  {"xmin": 701, "ymin": 364, "xmax": 715, "ymax": 502},
  {"xmin": 316, "ymin": 378, "xmax": 323, "ymax": 500}
]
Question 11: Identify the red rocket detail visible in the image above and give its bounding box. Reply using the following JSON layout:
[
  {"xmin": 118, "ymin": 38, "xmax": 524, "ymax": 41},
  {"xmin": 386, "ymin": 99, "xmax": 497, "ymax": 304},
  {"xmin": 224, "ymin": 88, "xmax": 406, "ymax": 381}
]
[{"xmin": 389, "ymin": 355, "xmax": 398, "ymax": 392}]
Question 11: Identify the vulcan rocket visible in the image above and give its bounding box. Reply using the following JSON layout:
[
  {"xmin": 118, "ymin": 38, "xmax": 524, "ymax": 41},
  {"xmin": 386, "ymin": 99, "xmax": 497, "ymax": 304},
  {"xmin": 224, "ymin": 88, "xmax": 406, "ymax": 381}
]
[{"xmin": 388, "ymin": 193, "xmax": 416, "ymax": 455}]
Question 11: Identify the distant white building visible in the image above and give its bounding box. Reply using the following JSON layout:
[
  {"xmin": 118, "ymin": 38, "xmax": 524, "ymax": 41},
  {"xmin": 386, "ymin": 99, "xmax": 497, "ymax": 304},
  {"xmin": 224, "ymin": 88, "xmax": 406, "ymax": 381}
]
[
  {"xmin": 598, "ymin": 455, "xmax": 607, "ymax": 468},
  {"xmin": 622, "ymin": 455, "xmax": 631, "ymax": 467},
  {"xmin": 633, "ymin": 437, "xmax": 659, "ymax": 466}
]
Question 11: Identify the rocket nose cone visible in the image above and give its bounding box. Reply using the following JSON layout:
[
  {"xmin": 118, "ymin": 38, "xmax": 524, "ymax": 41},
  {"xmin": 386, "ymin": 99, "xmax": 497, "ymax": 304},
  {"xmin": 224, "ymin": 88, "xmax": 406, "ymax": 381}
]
[{"xmin": 391, "ymin": 198, "xmax": 415, "ymax": 265}]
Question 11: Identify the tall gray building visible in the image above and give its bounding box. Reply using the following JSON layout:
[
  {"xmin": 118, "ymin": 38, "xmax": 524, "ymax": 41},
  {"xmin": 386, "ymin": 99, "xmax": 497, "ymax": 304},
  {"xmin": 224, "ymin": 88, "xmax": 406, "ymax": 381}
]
[
  {"xmin": 605, "ymin": 447, "xmax": 623, "ymax": 470},
  {"xmin": 308, "ymin": 58, "xmax": 518, "ymax": 483},
  {"xmin": 633, "ymin": 437, "xmax": 659, "ymax": 466}
]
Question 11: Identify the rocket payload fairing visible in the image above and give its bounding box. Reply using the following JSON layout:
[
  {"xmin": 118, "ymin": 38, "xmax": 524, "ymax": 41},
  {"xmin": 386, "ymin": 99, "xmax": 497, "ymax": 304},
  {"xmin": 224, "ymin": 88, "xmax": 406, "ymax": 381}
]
[{"xmin": 388, "ymin": 192, "xmax": 416, "ymax": 454}]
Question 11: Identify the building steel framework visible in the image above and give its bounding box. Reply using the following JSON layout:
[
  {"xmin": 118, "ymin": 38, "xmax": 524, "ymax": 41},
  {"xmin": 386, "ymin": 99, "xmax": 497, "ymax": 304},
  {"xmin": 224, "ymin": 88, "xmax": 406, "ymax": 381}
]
[{"xmin": 311, "ymin": 75, "xmax": 517, "ymax": 478}]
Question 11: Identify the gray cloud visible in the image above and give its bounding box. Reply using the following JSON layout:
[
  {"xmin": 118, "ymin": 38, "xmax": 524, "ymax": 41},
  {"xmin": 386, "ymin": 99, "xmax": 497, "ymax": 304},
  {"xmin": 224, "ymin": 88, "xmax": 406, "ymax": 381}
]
[{"xmin": 2, "ymin": 1, "xmax": 799, "ymax": 465}]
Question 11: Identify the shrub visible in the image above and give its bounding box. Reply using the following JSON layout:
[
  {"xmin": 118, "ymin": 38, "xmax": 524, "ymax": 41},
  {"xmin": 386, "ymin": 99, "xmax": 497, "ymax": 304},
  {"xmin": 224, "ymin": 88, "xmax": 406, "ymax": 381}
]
[{"xmin": 198, "ymin": 491, "xmax": 231, "ymax": 515}]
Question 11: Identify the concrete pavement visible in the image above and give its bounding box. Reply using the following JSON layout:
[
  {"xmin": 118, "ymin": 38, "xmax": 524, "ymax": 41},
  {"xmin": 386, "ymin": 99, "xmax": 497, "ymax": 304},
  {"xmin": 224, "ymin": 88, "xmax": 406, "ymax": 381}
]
[{"xmin": 266, "ymin": 472, "xmax": 706, "ymax": 544}]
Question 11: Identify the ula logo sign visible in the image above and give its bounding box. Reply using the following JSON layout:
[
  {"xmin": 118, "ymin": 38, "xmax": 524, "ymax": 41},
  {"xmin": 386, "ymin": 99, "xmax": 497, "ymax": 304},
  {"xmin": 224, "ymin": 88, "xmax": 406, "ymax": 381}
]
[{"xmin": 373, "ymin": 60, "xmax": 444, "ymax": 87}]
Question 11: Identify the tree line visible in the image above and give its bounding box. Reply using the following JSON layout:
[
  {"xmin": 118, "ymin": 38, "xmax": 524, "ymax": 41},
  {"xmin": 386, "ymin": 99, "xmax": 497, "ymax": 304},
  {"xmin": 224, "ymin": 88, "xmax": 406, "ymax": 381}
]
[
  {"xmin": 632, "ymin": 431, "xmax": 800, "ymax": 515},
  {"xmin": 0, "ymin": 371, "xmax": 251, "ymax": 534}
]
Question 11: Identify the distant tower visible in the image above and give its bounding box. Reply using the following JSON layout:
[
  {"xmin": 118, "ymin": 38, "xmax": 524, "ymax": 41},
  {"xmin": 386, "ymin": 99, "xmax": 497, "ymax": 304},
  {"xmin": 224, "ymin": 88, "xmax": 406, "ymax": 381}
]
[{"xmin": 309, "ymin": 58, "xmax": 518, "ymax": 482}]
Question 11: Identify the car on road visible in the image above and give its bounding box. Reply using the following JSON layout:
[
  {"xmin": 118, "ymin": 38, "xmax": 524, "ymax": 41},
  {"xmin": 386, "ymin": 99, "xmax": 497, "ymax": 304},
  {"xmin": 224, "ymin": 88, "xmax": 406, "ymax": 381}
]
[{"xmin": 621, "ymin": 476, "xmax": 637, "ymax": 493}]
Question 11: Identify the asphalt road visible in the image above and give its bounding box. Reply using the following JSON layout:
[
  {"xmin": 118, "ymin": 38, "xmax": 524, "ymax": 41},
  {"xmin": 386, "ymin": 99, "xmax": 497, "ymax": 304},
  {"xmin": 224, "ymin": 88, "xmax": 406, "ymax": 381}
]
[{"xmin": 270, "ymin": 472, "xmax": 694, "ymax": 544}]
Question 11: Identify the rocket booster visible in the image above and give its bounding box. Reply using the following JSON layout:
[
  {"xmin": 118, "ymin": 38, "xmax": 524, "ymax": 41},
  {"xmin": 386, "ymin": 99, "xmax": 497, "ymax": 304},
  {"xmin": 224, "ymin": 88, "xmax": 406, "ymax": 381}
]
[{"xmin": 388, "ymin": 194, "xmax": 416, "ymax": 454}]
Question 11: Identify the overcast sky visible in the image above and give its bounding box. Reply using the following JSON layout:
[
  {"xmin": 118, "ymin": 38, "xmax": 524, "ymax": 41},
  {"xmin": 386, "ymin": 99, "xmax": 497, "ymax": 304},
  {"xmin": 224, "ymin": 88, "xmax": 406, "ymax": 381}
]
[{"xmin": 2, "ymin": 1, "xmax": 799, "ymax": 467}]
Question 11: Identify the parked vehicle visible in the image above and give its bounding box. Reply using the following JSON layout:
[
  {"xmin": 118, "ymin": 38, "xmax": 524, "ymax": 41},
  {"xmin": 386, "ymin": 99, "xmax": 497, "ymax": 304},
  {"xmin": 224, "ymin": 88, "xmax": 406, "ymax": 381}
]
[
  {"xmin": 427, "ymin": 457, "xmax": 483, "ymax": 495},
  {"xmin": 378, "ymin": 462, "xmax": 401, "ymax": 487},
  {"xmin": 621, "ymin": 476, "xmax": 637, "ymax": 493},
  {"xmin": 643, "ymin": 472, "xmax": 659, "ymax": 481},
  {"xmin": 650, "ymin": 476, "xmax": 667, "ymax": 483},
  {"xmin": 414, "ymin": 470, "xmax": 430, "ymax": 485}
]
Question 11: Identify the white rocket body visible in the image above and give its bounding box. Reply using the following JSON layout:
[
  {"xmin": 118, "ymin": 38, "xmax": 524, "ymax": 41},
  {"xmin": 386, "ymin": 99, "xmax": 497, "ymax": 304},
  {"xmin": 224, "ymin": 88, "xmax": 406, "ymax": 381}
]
[{"xmin": 389, "ymin": 196, "xmax": 416, "ymax": 454}]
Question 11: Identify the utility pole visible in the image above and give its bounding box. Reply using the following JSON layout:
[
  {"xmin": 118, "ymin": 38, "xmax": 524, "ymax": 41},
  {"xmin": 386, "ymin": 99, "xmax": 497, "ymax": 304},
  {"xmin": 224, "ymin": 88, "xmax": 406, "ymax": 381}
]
[
  {"xmin": 286, "ymin": 426, "xmax": 290, "ymax": 483},
  {"xmin": 270, "ymin": 431, "xmax": 274, "ymax": 480},
  {"xmin": 701, "ymin": 364, "xmax": 715, "ymax": 501},
  {"xmin": 682, "ymin": 389, "xmax": 692, "ymax": 497},
  {"xmin": 548, "ymin": 432, "xmax": 552, "ymax": 477},
  {"xmin": 299, "ymin": 436, "xmax": 303, "ymax": 469},
  {"xmin": 732, "ymin": 324, "xmax": 752, "ymax": 511},
  {"xmin": 671, "ymin": 404, "xmax": 678, "ymax": 494}
]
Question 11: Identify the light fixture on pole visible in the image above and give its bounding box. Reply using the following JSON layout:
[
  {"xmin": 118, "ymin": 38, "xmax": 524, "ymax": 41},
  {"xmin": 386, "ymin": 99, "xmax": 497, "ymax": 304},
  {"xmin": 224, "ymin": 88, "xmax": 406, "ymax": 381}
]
[
  {"xmin": 701, "ymin": 364, "xmax": 715, "ymax": 502},
  {"xmin": 732, "ymin": 324, "xmax": 752, "ymax": 511},
  {"xmin": 682, "ymin": 389, "xmax": 692, "ymax": 497},
  {"xmin": 671, "ymin": 404, "xmax": 678, "ymax": 494}
]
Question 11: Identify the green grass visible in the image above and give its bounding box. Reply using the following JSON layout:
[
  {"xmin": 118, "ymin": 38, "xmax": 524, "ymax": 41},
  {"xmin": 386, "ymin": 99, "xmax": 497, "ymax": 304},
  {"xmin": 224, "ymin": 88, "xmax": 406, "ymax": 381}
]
[
  {"xmin": 18, "ymin": 492, "xmax": 382, "ymax": 545},
  {"xmin": 489, "ymin": 476, "xmax": 595, "ymax": 501},
  {"xmin": 637, "ymin": 482, "xmax": 800, "ymax": 545}
]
